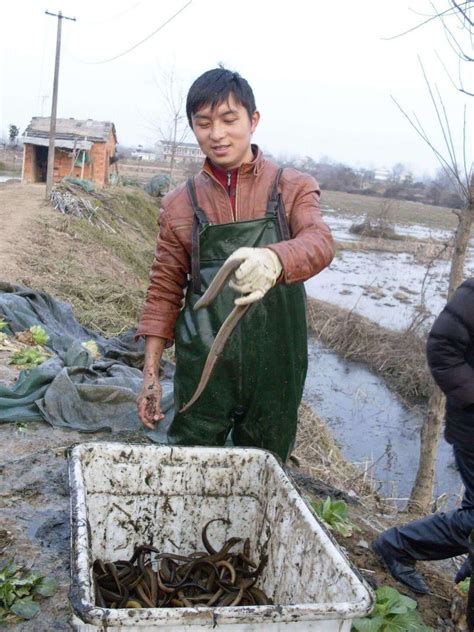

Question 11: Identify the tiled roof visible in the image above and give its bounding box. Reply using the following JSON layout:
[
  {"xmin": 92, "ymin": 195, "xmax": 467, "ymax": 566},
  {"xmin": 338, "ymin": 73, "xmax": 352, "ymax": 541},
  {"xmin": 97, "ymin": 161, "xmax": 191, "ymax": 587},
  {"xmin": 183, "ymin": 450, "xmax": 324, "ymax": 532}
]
[{"xmin": 24, "ymin": 117, "xmax": 116, "ymax": 143}]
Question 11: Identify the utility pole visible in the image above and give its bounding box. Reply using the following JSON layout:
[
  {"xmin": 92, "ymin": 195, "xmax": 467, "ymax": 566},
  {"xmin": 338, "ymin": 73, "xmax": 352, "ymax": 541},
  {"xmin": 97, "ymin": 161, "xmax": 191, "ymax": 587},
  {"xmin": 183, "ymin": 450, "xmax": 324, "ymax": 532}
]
[{"xmin": 45, "ymin": 10, "xmax": 76, "ymax": 199}]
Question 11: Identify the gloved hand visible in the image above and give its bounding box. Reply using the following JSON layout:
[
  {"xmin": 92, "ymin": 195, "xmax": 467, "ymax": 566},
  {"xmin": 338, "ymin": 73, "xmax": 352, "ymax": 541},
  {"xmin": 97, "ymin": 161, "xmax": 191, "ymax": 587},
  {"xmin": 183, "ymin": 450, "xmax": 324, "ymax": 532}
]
[{"xmin": 227, "ymin": 247, "xmax": 282, "ymax": 305}]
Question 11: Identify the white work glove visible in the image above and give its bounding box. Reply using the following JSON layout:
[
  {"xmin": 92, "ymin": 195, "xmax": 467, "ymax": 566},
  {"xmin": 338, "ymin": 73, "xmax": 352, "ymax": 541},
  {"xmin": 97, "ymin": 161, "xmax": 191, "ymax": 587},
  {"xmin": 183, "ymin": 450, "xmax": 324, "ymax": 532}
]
[{"xmin": 227, "ymin": 247, "xmax": 282, "ymax": 306}]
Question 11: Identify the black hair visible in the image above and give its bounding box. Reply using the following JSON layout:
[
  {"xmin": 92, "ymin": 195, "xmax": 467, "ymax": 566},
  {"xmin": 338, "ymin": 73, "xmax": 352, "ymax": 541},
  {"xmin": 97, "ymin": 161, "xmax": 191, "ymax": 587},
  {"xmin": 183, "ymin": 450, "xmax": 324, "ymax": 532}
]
[{"xmin": 186, "ymin": 67, "xmax": 256, "ymax": 127}]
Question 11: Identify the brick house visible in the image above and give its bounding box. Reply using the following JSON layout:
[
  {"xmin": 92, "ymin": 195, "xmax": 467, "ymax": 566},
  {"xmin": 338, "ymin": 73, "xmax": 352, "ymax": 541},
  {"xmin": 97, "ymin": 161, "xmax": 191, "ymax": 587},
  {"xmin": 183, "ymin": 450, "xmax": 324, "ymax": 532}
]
[{"xmin": 22, "ymin": 117, "xmax": 117, "ymax": 187}]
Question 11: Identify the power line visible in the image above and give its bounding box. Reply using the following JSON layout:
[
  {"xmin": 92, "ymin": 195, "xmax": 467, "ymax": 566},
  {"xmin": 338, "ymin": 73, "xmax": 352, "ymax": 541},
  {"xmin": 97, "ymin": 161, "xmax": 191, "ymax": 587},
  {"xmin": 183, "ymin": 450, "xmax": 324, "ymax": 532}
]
[{"xmin": 78, "ymin": 0, "xmax": 192, "ymax": 64}]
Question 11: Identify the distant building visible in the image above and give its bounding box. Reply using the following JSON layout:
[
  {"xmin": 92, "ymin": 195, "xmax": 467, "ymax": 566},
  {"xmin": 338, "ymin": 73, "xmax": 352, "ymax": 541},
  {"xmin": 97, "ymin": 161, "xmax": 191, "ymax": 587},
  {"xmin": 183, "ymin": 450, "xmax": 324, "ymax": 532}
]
[
  {"xmin": 156, "ymin": 140, "xmax": 205, "ymax": 164},
  {"xmin": 131, "ymin": 149, "xmax": 156, "ymax": 161},
  {"xmin": 402, "ymin": 171, "xmax": 414, "ymax": 185},
  {"xmin": 374, "ymin": 166, "xmax": 390, "ymax": 182},
  {"xmin": 22, "ymin": 117, "xmax": 117, "ymax": 187}
]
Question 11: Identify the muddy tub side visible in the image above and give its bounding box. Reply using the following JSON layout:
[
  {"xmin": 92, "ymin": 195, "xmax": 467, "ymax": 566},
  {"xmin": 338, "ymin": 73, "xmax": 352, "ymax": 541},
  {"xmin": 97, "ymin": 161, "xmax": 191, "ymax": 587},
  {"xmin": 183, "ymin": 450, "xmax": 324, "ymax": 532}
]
[{"xmin": 68, "ymin": 443, "xmax": 374, "ymax": 631}]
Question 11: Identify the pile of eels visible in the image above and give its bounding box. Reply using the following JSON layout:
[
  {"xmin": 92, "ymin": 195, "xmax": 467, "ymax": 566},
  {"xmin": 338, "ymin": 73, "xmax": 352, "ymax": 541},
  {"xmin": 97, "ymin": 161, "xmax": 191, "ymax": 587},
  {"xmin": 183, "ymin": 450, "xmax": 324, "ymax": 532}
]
[{"xmin": 93, "ymin": 518, "xmax": 272, "ymax": 608}]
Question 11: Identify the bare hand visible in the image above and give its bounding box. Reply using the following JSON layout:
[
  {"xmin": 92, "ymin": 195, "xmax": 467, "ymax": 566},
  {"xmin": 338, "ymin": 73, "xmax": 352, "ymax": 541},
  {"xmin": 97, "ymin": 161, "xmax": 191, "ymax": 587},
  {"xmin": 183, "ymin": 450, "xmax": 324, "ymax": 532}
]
[{"xmin": 137, "ymin": 378, "xmax": 165, "ymax": 429}]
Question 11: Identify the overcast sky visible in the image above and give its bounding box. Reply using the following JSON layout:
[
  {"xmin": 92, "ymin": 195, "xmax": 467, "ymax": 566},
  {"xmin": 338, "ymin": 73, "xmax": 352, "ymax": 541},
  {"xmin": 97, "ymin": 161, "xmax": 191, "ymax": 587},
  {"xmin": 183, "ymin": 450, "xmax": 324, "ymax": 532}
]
[{"xmin": 1, "ymin": 0, "xmax": 471, "ymax": 176}]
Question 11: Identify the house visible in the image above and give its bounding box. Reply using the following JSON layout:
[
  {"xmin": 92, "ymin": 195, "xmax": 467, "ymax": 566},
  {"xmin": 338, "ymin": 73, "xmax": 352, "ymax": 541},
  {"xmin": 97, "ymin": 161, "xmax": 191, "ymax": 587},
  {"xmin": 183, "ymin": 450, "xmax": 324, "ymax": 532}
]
[
  {"xmin": 131, "ymin": 148, "xmax": 156, "ymax": 161},
  {"xmin": 374, "ymin": 166, "xmax": 391, "ymax": 182},
  {"xmin": 22, "ymin": 117, "xmax": 117, "ymax": 187},
  {"xmin": 155, "ymin": 140, "xmax": 205, "ymax": 164}
]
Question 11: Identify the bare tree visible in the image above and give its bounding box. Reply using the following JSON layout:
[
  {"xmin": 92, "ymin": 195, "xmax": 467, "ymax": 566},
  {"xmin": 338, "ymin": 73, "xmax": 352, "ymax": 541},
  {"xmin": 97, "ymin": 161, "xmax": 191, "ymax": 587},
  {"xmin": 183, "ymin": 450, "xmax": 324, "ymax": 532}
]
[
  {"xmin": 434, "ymin": 0, "xmax": 473, "ymax": 97},
  {"xmin": 392, "ymin": 55, "xmax": 472, "ymax": 511},
  {"xmin": 386, "ymin": 1, "xmax": 473, "ymax": 96},
  {"xmin": 154, "ymin": 68, "xmax": 190, "ymax": 192},
  {"xmin": 391, "ymin": 162, "xmax": 406, "ymax": 182}
]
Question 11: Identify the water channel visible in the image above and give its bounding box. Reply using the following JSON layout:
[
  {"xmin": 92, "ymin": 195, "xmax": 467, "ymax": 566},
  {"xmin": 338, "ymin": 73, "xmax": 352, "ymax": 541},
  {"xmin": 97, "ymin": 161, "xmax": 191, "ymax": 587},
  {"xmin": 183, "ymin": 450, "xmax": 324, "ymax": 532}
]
[
  {"xmin": 303, "ymin": 339, "xmax": 462, "ymax": 507},
  {"xmin": 302, "ymin": 210, "xmax": 469, "ymax": 506}
]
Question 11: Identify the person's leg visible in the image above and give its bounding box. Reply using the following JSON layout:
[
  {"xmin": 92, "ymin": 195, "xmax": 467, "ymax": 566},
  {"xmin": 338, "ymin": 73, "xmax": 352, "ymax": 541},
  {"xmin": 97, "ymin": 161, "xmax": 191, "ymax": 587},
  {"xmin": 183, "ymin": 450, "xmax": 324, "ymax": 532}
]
[
  {"xmin": 373, "ymin": 445, "xmax": 474, "ymax": 593},
  {"xmin": 451, "ymin": 444, "xmax": 474, "ymax": 582}
]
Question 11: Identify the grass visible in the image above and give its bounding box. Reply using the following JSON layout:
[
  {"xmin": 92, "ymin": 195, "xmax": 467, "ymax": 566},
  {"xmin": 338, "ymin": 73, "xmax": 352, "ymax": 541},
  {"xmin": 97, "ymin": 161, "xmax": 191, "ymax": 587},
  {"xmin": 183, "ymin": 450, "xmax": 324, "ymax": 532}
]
[
  {"xmin": 306, "ymin": 298, "xmax": 433, "ymax": 404},
  {"xmin": 322, "ymin": 190, "xmax": 458, "ymax": 231},
  {"xmin": 294, "ymin": 401, "xmax": 377, "ymax": 500},
  {"xmin": 18, "ymin": 184, "xmax": 159, "ymax": 336}
]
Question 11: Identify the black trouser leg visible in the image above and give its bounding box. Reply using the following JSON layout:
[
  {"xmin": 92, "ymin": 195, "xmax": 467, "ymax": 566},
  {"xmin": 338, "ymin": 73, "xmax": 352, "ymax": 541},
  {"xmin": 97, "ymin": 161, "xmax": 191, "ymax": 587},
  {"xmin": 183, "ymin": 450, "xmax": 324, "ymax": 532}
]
[{"xmin": 378, "ymin": 445, "xmax": 474, "ymax": 562}]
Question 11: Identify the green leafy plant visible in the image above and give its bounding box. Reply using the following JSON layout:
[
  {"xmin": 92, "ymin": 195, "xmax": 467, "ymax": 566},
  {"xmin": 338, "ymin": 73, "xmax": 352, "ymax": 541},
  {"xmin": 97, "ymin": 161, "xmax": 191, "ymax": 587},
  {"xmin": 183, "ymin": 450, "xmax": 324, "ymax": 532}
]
[
  {"xmin": 352, "ymin": 586, "xmax": 432, "ymax": 631},
  {"xmin": 310, "ymin": 496, "xmax": 358, "ymax": 537},
  {"xmin": 0, "ymin": 559, "xmax": 58, "ymax": 623},
  {"xmin": 81, "ymin": 339, "xmax": 100, "ymax": 358},
  {"xmin": 0, "ymin": 319, "xmax": 7, "ymax": 331},
  {"xmin": 457, "ymin": 577, "xmax": 470, "ymax": 595},
  {"xmin": 8, "ymin": 347, "xmax": 48, "ymax": 369},
  {"xmin": 29, "ymin": 325, "xmax": 49, "ymax": 346}
]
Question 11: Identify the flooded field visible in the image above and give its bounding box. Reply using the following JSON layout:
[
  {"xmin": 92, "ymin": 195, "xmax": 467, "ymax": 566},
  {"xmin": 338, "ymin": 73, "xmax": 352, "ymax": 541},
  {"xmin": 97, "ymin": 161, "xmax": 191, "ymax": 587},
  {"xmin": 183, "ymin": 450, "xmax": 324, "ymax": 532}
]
[
  {"xmin": 303, "ymin": 208, "xmax": 470, "ymax": 507},
  {"xmin": 307, "ymin": 209, "xmax": 474, "ymax": 329}
]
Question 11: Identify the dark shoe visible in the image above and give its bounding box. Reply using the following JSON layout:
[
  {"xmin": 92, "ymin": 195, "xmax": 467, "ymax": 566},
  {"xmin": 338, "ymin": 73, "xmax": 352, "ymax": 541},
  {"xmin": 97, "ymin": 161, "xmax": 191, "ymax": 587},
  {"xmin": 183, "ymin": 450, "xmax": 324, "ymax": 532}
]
[
  {"xmin": 372, "ymin": 537, "xmax": 429, "ymax": 594},
  {"xmin": 455, "ymin": 557, "xmax": 471, "ymax": 584}
]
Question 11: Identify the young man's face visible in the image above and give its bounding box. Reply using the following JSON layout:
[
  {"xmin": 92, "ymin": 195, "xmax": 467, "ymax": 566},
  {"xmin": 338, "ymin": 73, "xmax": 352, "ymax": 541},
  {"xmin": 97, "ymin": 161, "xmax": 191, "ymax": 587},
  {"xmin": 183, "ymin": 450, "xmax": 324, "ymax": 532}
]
[{"xmin": 191, "ymin": 94, "xmax": 260, "ymax": 170}]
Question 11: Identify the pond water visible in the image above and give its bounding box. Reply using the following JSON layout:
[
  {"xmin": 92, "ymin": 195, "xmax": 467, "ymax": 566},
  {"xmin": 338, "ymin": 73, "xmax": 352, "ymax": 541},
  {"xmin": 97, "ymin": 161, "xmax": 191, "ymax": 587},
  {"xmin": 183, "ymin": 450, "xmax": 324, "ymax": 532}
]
[{"xmin": 303, "ymin": 339, "xmax": 463, "ymax": 507}]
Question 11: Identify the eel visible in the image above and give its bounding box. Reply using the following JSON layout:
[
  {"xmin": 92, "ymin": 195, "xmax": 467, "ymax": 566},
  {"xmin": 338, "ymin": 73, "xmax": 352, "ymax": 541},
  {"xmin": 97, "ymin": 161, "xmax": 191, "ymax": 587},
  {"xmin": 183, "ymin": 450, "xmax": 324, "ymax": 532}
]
[
  {"xmin": 93, "ymin": 517, "xmax": 272, "ymax": 609},
  {"xmin": 179, "ymin": 257, "xmax": 249, "ymax": 413}
]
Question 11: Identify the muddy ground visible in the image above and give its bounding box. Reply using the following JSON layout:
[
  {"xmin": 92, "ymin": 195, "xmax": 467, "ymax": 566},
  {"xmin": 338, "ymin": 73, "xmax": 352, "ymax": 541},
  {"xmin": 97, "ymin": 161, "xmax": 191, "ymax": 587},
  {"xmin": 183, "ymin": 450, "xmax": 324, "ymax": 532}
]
[{"xmin": 0, "ymin": 412, "xmax": 458, "ymax": 631}]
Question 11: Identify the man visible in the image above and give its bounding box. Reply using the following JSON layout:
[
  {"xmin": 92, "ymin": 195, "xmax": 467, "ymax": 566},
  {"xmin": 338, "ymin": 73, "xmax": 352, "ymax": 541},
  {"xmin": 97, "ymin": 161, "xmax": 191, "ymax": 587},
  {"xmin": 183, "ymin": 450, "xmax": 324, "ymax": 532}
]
[
  {"xmin": 136, "ymin": 67, "xmax": 334, "ymax": 462},
  {"xmin": 372, "ymin": 278, "xmax": 474, "ymax": 594}
]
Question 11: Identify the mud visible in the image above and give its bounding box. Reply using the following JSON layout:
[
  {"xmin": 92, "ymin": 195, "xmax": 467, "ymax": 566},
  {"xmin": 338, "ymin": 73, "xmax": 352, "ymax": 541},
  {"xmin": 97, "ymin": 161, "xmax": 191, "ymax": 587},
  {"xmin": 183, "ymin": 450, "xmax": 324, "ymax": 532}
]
[{"xmin": 0, "ymin": 417, "xmax": 129, "ymax": 630}]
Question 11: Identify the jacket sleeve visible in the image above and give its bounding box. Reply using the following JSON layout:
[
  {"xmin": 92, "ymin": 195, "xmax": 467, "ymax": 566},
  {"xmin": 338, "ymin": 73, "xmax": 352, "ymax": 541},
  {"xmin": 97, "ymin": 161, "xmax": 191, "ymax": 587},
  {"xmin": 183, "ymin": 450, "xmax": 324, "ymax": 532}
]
[
  {"xmin": 135, "ymin": 202, "xmax": 189, "ymax": 342},
  {"xmin": 266, "ymin": 174, "xmax": 334, "ymax": 283},
  {"xmin": 427, "ymin": 283, "xmax": 474, "ymax": 407}
]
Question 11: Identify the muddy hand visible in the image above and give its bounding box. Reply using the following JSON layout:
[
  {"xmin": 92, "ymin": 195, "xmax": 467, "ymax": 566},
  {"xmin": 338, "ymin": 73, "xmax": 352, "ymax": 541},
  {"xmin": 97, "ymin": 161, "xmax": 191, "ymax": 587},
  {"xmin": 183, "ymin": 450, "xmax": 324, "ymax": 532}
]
[{"xmin": 137, "ymin": 379, "xmax": 164, "ymax": 429}]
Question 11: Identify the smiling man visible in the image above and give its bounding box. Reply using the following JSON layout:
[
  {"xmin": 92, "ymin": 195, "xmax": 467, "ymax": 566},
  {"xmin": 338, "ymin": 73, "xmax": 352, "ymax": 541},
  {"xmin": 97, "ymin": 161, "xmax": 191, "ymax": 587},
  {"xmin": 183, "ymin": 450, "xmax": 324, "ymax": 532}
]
[{"xmin": 136, "ymin": 67, "xmax": 334, "ymax": 462}]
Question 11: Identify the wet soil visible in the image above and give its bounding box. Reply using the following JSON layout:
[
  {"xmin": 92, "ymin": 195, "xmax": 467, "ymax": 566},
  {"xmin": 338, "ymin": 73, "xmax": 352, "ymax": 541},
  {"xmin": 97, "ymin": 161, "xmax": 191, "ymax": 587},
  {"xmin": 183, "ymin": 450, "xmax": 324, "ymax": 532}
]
[
  {"xmin": 0, "ymin": 414, "xmax": 152, "ymax": 630},
  {"xmin": 329, "ymin": 501, "xmax": 457, "ymax": 630},
  {"xmin": 1, "ymin": 421, "xmax": 86, "ymax": 630}
]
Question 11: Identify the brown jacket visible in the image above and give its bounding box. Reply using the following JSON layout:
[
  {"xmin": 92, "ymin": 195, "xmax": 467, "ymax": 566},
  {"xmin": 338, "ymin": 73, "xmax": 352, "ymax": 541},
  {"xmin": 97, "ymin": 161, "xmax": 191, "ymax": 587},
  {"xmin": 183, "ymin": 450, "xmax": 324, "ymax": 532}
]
[{"xmin": 137, "ymin": 147, "xmax": 334, "ymax": 341}]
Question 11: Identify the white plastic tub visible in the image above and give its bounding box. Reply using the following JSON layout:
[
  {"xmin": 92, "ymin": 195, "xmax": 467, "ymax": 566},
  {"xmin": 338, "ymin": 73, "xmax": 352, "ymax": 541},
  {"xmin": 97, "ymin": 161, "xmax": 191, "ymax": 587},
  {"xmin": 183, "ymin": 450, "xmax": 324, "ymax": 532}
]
[{"xmin": 68, "ymin": 443, "xmax": 374, "ymax": 631}]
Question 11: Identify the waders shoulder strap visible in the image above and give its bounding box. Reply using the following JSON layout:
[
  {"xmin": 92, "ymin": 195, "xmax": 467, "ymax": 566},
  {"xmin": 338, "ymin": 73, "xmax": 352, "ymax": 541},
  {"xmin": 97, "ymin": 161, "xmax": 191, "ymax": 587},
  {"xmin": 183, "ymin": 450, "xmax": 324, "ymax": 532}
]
[
  {"xmin": 266, "ymin": 168, "xmax": 291, "ymax": 241},
  {"xmin": 187, "ymin": 177, "xmax": 210, "ymax": 294}
]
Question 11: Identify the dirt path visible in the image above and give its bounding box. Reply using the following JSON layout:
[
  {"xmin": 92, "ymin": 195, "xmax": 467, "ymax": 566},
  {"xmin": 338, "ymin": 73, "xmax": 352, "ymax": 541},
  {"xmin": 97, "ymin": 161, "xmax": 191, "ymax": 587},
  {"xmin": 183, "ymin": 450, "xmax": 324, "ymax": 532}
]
[{"xmin": 0, "ymin": 182, "xmax": 52, "ymax": 283}]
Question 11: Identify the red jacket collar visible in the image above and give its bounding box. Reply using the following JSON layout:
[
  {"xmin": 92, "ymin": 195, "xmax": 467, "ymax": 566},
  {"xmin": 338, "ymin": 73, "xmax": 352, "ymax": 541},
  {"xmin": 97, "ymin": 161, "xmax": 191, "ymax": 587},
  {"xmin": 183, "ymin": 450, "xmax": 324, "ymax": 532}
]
[{"xmin": 202, "ymin": 144, "xmax": 263, "ymax": 178}]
